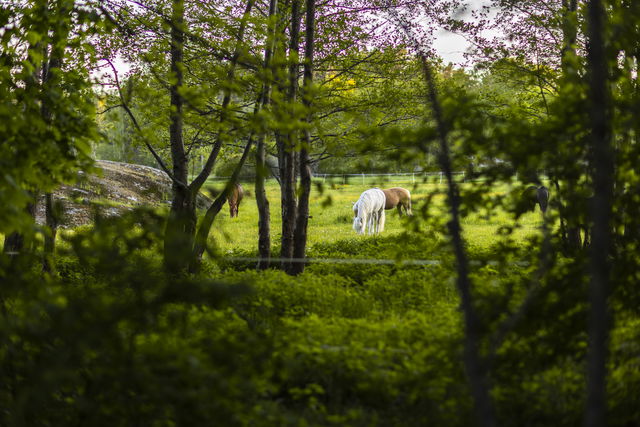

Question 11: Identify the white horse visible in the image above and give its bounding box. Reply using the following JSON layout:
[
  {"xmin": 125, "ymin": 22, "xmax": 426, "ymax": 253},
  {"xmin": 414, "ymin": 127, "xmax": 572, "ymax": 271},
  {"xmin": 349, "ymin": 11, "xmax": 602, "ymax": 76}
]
[{"xmin": 352, "ymin": 188, "xmax": 386, "ymax": 235}]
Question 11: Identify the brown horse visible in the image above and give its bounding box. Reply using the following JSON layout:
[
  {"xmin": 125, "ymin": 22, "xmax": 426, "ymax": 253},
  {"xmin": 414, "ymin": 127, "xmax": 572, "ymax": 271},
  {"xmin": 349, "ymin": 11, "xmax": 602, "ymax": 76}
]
[
  {"xmin": 228, "ymin": 183, "xmax": 244, "ymax": 218},
  {"xmin": 381, "ymin": 187, "xmax": 412, "ymax": 216}
]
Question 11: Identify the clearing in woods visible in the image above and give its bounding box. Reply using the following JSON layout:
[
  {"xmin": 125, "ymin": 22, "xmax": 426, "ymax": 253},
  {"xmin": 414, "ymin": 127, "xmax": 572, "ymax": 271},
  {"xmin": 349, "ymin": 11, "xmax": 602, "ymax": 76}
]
[
  {"xmin": 204, "ymin": 175, "xmax": 546, "ymax": 255},
  {"xmin": 21, "ymin": 161, "xmax": 545, "ymax": 256}
]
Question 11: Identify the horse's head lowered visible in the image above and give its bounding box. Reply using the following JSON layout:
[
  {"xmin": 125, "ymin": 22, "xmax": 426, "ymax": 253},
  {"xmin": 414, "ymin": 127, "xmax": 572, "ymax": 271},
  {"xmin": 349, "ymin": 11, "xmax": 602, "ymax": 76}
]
[{"xmin": 352, "ymin": 201, "xmax": 365, "ymax": 234}]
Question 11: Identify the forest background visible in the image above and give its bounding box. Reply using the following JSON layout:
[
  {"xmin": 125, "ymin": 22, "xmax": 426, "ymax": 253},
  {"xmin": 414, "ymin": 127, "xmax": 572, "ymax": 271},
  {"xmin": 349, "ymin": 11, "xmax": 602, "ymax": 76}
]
[{"xmin": 1, "ymin": 0, "xmax": 639, "ymax": 426}]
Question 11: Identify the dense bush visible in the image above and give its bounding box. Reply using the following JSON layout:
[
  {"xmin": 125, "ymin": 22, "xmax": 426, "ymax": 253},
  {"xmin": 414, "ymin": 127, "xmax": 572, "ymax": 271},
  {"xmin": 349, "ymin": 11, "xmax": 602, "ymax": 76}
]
[
  {"xmin": 0, "ymin": 212, "xmax": 272, "ymax": 426},
  {"xmin": 1, "ymin": 212, "xmax": 639, "ymax": 426}
]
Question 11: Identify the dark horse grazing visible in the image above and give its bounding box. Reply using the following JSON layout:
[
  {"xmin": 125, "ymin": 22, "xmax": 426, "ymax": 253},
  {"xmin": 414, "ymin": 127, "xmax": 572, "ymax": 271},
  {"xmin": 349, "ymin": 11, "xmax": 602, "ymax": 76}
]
[
  {"xmin": 228, "ymin": 183, "xmax": 244, "ymax": 218},
  {"xmin": 521, "ymin": 185, "xmax": 549, "ymax": 214},
  {"xmin": 381, "ymin": 187, "xmax": 412, "ymax": 216}
]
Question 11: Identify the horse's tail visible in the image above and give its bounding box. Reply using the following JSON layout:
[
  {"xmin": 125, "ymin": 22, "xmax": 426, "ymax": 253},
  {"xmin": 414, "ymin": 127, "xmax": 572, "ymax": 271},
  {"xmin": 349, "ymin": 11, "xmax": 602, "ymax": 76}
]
[
  {"xmin": 405, "ymin": 189, "xmax": 412, "ymax": 216},
  {"xmin": 378, "ymin": 209, "xmax": 386, "ymax": 233},
  {"xmin": 236, "ymin": 183, "xmax": 244, "ymax": 203}
]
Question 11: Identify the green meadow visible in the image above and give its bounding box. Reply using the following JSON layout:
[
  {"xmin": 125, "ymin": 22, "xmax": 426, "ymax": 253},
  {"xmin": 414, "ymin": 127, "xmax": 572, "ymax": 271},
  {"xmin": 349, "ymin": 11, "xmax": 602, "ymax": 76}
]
[{"xmin": 204, "ymin": 176, "xmax": 545, "ymax": 255}]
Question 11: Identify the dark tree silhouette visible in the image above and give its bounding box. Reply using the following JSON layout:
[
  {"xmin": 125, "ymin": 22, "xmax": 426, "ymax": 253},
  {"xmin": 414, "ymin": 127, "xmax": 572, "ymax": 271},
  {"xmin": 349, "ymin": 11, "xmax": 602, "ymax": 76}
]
[{"xmin": 584, "ymin": 0, "xmax": 613, "ymax": 425}]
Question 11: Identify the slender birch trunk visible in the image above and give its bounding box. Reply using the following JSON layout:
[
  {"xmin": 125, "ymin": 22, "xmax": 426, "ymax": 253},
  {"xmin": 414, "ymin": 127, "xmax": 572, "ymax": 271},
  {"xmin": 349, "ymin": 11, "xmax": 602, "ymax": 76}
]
[
  {"xmin": 42, "ymin": 0, "xmax": 73, "ymax": 274},
  {"xmin": 418, "ymin": 54, "xmax": 497, "ymax": 427},
  {"xmin": 279, "ymin": 0, "xmax": 302, "ymax": 273},
  {"xmin": 255, "ymin": 0, "xmax": 279, "ymax": 270},
  {"xmin": 290, "ymin": 0, "xmax": 316, "ymax": 275},
  {"xmin": 163, "ymin": 0, "xmax": 196, "ymax": 274},
  {"xmin": 382, "ymin": 10, "xmax": 496, "ymax": 420}
]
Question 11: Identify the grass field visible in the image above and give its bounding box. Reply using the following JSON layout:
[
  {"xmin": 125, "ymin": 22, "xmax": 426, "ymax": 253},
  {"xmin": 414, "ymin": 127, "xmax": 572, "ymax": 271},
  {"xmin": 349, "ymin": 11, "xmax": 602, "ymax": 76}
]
[
  {"xmin": 204, "ymin": 176, "xmax": 546, "ymax": 256},
  {"xmin": 0, "ymin": 175, "xmax": 546, "ymax": 259}
]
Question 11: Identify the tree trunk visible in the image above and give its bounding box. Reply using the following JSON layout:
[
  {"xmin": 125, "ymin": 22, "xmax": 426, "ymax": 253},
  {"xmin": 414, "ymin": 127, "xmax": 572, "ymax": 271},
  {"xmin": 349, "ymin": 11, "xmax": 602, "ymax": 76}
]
[
  {"xmin": 279, "ymin": 139, "xmax": 298, "ymax": 269},
  {"xmin": 255, "ymin": 0, "xmax": 279, "ymax": 271},
  {"xmin": 559, "ymin": 0, "xmax": 583, "ymax": 253},
  {"xmin": 419, "ymin": 54, "xmax": 497, "ymax": 427},
  {"xmin": 164, "ymin": 0, "xmax": 194, "ymax": 274},
  {"xmin": 584, "ymin": 0, "xmax": 613, "ymax": 425},
  {"xmin": 161, "ymin": 0, "xmax": 257, "ymax": 274},
  {"xmin": 279, "ymin": 0, "xmax": 302, "ymax": 273},
  {"xmin": 41, "ymin": 0, "xmax": 71, "ymax": 274},
  {"xmin": 383, "ymin": 5, "xmax": 495, "ymax": 420},
  {"xmin": 291, "ymin": 0, "xmax": 316, "ymax": 275},
  {"xmin": 164, "ymin": 189, "xmax": 197, "ymax": 275},
  {"xmin": 42, "ymin": 192, "xmax": 58, "ymax": 274},
  {"xmin": 256, "ymin": 133, "xmax": 272, "ymax": 270}
]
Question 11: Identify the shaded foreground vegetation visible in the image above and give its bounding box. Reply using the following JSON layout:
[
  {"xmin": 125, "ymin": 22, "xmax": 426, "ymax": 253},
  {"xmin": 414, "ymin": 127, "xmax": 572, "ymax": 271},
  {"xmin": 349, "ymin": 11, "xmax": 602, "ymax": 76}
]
[{"xmin": 1, "ymin": 202, "xmax": 638, "ymax": 426}]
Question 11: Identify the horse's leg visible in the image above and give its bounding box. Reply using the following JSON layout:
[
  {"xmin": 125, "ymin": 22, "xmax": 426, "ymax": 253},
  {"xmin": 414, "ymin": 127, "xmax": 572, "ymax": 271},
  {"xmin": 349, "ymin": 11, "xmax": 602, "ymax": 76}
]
[
  {"xmin": 371, "ymin": 211, "xmax": 377, "ymax": 235},
  {"xmin": 370, "ymin": 211, "xmax": 377, "ymax": 235},
  {"xmin": 379, "ymin": 208, "xmax": 385, "ymax": 233},
  {"xmin": 362, "ymin": 212, "xmax": 368, "ymax": 235},
  {"xmin": 372, "ymin": 210, "xmax": 378, "ymax": 234},
  {"xmin": 396, "ymin": 205, "xmax": 403, "ymax": 216}
]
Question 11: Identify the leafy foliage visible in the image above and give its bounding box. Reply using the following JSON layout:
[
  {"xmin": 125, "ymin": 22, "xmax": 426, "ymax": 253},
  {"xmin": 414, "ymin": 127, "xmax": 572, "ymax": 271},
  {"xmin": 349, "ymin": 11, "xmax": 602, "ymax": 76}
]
[
  {"xmin": 2, "ymin": 0, "xmax": 640, "ymax": 425},
  {"xmin": 0, "ymin": 1, "xmax": 102, "ymax": 236}
]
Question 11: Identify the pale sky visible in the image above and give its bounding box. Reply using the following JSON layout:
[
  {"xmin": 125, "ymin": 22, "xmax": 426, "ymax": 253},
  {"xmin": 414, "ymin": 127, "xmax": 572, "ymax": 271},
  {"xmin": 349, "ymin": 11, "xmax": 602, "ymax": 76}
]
[
  {"xmin": 434, "ymin": 30, "xmax": 471, "ymax": 66},
  {"xmin": 432, "ymin": 0, "xmax": 495, "ymax": 67}
]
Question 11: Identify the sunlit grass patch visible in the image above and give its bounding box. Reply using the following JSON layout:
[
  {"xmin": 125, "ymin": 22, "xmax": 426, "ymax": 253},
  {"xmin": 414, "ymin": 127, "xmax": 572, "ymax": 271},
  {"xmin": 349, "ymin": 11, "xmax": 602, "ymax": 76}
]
[{"xmin": 204, "ymin": 179, "xmax": 546, "ymax": 256}]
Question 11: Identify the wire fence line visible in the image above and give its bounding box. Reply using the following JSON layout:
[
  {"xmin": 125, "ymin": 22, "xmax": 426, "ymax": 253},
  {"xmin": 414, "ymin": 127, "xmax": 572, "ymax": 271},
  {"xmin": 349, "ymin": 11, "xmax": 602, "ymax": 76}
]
[
  {"xmin": 205, "ymin": 171, "xmax": 468, "ymax": 184},
  {"xmin": 204, "ymin": 171, "xmax": 554, "ymax": 185},
  {"xmin": 313, "ymin": 171, "xmax": 467, "ymax": 185}
]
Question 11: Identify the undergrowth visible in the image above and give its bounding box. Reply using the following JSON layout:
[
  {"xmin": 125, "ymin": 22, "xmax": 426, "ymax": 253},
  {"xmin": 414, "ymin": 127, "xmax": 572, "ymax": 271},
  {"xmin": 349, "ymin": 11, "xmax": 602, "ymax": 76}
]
[{"xmin": 2, "ymin": 210, "xmax": 638, "ymax": 426}]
